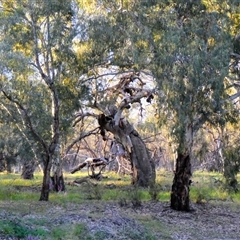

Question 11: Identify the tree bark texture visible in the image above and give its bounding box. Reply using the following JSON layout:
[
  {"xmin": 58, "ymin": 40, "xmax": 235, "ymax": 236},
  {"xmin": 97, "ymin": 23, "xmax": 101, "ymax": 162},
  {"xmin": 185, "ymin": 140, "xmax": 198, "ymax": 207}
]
[
  {"xmin": 50, "ymin": 172, "xmax": 65, "ymax": 192},
  {"xmin": 21, "ymin": 161, "xmax": 35, "ymax": 180},
  {"xmin": 170, "ymin": 153, "xmax": 191, "ymax": 211},
  {"xmin": 99, "ymin": 113, "xmax": 156, "ymax": 187},
  {"xmin": 39, "ymin": 157, "xmax": 52, "ymax": 201},
  {"xmin": 130, "ymin": 131, "xmax": 156, "ymax": 187}
]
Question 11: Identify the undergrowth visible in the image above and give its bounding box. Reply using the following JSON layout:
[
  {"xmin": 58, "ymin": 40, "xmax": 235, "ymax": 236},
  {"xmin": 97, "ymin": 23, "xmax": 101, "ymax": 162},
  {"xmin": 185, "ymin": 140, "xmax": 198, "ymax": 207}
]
[
  {"xmin": 0, "ymin": 171, "xmax": 239, "ymax": 239},
  {"xmin": 0, "ymin": 171, "xmax": 239, "ymax": 203}
]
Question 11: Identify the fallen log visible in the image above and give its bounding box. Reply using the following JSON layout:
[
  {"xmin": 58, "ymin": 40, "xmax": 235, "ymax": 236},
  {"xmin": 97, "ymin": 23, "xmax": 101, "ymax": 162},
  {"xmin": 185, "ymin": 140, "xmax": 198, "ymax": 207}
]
[{"xmin": 70, "ymin": 157, "xmax": 110, "ymax": 180}]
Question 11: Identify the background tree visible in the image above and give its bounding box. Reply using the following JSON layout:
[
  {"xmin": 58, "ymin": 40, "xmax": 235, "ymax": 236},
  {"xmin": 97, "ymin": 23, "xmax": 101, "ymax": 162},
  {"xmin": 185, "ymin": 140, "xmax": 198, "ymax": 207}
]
[
  {"xmin": 112, "ymin": 0, "xmax": 235, "ymax": 210},
  {"xmin": 72, "ymin": 71, "xmax": 156, "ymax": 187},
  {"xmin": 0, "ymin": 0, "xmax": 89, "ymax": 200},
  {"xmin": 153, "ymin": 0, "xmax": 233, "ymax": 210}
]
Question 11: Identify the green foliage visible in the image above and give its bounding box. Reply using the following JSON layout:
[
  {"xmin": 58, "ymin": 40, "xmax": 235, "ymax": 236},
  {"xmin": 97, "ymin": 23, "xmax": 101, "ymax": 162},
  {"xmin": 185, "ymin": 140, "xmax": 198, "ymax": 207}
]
[
  {"xmin": 0, "ymin": 219, "xmax": 47, "ymax": 239},
  {"xmin": 0, "ymin": 0, "xmax": 90, "ymax": 141},
  {"xmin": 223, "ymin": 146, "xmax": 240, "ymax": 192},
  {"xmin": 151, "ymin": 0, "xmax": 234, "ymax": 150}
]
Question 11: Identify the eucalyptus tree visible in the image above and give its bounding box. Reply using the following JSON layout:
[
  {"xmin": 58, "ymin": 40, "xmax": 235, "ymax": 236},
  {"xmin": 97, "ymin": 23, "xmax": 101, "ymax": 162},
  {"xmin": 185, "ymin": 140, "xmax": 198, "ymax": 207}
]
[
  {"xmin": 0, "ymin": 0, "xmax": 88, "ymax": 200},
  {"xmin": 150, "ymin": 0, "xmax": 233, "ymax": 210},
  {"xmin": 224, "ymin": 1, "xmax": 240, "ymax": 191},
  {"xmin": 71, "ymin": 71, "xmax": 156, "ymax": 187},
  {"xmin": 92, "ymin": 0, "xmax": 234, "ymax": 209},
  {"xmin": 66, "ymin": 1, "xmax": 157, "ymax": 187},
  {"xmin": 77, "ymin": 0, "xmax": 238, "ymax": 209}
]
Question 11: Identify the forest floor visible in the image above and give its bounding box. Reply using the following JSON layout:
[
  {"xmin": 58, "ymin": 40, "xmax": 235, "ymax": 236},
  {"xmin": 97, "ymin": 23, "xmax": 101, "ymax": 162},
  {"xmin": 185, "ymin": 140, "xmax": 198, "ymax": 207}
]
[{"xmin": 0, "ymin": 197, "xmax": 240, "ymax": 240}]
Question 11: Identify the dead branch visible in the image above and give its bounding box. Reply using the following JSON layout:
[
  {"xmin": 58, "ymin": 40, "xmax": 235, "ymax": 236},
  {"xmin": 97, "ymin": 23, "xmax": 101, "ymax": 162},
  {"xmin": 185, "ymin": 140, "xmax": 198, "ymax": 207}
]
[
  {"xmin": 71, "ymin": 157, "xmax": 111, "ymax": 180},
  {"xmin": 67, "ymin": 176, "xmax": 96, "ymax": 186},
  {"xmin": 65, "ymin": 127, "xmax": 99, "ymax": 155},
  {"xmin": 73, "ymin": 112, "xmax": 98, "ymax": 127}
]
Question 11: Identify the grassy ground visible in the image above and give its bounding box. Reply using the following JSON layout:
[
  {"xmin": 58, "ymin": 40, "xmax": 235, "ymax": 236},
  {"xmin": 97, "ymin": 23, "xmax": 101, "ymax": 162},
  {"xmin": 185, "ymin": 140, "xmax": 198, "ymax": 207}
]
[{"xmin": 0, "ymin": 170, "xmax": 240, "ymax": 239}]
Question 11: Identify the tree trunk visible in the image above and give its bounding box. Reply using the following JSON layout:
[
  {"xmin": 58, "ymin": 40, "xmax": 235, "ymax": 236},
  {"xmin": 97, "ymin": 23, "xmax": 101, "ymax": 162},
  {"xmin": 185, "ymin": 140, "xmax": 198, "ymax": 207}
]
[
  {"xmin": 50, "ymin": 172, "xmax": 65, "ymax": 192},
  {"xmin": 39, "ymin": 156, "xmax": 52, "ymax": 201},
  {"xmin": 21, "ymin": 161, "xmax": 35, "ymax": 180},
  {"xmin": 50, "ymin": 143, "xmax": 65, "ymax": 192},
  {"xmin": 100, "ymin": 113, "xmax": 156, "ymax": 187},
  {"xmin": 170, "ymin": 153, "xmax": 191, "ymax": 211},
  {"xmin": 130, "ymin": 132, "xmax": 156, "ymax": 187}
]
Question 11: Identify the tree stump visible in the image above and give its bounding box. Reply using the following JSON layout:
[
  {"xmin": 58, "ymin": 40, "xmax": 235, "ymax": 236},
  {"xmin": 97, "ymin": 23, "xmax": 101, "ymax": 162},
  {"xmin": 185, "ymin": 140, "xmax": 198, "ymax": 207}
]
[{"xmin": 170, "ymin": 153, "xmax": 191, "ymax": 211}]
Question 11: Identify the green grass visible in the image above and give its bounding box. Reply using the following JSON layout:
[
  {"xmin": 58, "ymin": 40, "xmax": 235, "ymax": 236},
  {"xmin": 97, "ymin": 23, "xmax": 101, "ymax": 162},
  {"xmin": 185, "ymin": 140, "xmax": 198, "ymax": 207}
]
[
  {"xmin": 0, "ymin": 219, "xmax": 47, "ymax": 239},
  {"xmin": 0, "ymin": 170, "xmax": 240, "ymax": 239},
  {"xmin": 190, "ymin": 171, "xmax": 240, "ymax": 203},
  {"xmin": 1, "ymin": 170, "xmax": 240, "ymax": 204},
  {"xmin": 50, "ymin": 224, "xmax": 92, "ymax": 240}
]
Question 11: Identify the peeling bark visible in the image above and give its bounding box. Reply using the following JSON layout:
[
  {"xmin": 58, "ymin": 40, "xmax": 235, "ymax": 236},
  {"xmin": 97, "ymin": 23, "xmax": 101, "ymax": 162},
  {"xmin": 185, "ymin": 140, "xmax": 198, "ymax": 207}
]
[{"xmin": 99, "ymin": 112, "xmax": 155, "ymax": 187}]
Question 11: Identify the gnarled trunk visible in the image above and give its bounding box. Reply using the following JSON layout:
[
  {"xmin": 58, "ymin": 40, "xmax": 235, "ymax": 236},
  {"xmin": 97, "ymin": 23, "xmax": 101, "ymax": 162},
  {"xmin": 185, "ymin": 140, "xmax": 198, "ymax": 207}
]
[
  {"xmin": 99, "ymin": 113, "xmax": 155, "ymax": 187},
  {"xmin": 130, "ymin": 132, "xmax": 155, "ymax": 186}
]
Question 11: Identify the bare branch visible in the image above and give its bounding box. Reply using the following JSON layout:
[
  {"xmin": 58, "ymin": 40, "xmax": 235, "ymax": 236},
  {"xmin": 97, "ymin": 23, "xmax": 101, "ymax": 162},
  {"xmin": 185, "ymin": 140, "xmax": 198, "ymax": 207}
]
[
  {"xmin": 73, "ymin": 112, "xmax": 98, "ymax": 127},
  {"xmin": 228, "ymin": 91, "xmax": 240, "ymax": 102},
  {"xmin": 230, "ymin": 52, "xmax": 240, "ymax": 59},
  {"xmin": 1, "ymin": 90, "xmax": 49, "ymax": 154},
  {"xmin": 65, "ymin": 127, "xmax": 99, "ymax": 155},
  {"xmin": 115, "ymin": 88, "xmax": 155, "ymax": 126}
]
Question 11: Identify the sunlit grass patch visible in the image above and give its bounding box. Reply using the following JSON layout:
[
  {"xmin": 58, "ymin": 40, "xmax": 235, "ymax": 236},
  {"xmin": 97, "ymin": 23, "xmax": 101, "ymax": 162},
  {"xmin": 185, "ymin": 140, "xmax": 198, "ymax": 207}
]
[
  {"xmin": 0, "ymin": 173, "xmax": 42, "ymax": 186},
  {"xmin": 0, "ymin": 170, "xmax": 239, "ymax": 206},
  {"xmin": 63, "ymin": 170, "xmax": 87, "ymax": 180},
  {"xmin": 0, "ymin": 186, "xmax": 39, "ymax": 201},
  {"xmin": 137, "ymin": 216, "xmax": 172, "ymax": 239},
  {"xmin": 190, "ymin": 171, "xmax": 234, "ymax": 203},
  {"xmin": 102, "ymin": 188, "xmax": 121, "ymax": 200},
  {"xmin": 193, "ymin": 170, "xmax": 223, "ymax": 178},
  {"xmin": 232, "ymin": 191, "xmax": 240, "ymax": 203},
  {"xmin": 156, "ymin": 169, "xmax": 174, "ymax": 183},
  {"xmin": 49, "ymin": 191, "xmax": 82, "ymax": 203},
  {"xmin": 158, "ymin": 191, "xmax": 170, "ymax": 202},
  {"xmin": 0, "ymin": 173, "xmax": 41, "ymax": 201}
]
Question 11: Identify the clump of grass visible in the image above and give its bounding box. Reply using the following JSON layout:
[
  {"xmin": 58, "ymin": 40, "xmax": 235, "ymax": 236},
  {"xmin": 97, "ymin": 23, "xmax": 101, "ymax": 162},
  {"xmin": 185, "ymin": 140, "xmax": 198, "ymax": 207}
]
[
  {"xmin": 118, "ymin": 197, "xmax": 128, "ymax": 207},
  {"xmin": 148, "ymin": 183, "xmax": 162, "ymax": 201},
  {"xmin": 129, "ymin": 186, "xmax": 143, "ymax": 208},
  {"xmin": 0, "ymin": 219, "xmax": 47, "ymax": 239},
  {"xmin": 83, "ymin": 183, "xmax": 104, "ymax": 200}
]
